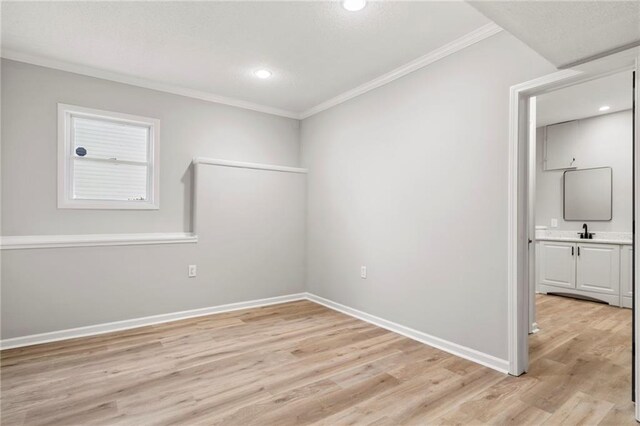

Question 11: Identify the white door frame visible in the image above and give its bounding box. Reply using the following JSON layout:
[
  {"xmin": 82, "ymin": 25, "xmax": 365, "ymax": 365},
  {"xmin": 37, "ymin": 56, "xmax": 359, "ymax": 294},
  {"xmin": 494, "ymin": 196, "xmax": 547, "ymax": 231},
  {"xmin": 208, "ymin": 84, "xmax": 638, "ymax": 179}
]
[
  {"xmin": 507, "ymin": 52, "xmax": 640, "ymax": 420},
  {"xmin": 527, "ymin": 96, "xmax": 539, "ymax": 335}
]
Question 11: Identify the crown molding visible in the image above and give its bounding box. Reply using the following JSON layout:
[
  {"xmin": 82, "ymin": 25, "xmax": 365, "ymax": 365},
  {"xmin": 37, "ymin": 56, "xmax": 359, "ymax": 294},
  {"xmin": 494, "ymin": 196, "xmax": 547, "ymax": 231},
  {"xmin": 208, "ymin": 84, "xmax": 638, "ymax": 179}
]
[
  {"xmin": 299, "ymin": 23, "xmax": 503, "ymax": 119},
  {"xmin": 2, "ymin": 23, "xmax": 502, "ymax": 122},
  {"xmin": 0, "ymin": 49, "xmax": 301, "ymax": 120}
]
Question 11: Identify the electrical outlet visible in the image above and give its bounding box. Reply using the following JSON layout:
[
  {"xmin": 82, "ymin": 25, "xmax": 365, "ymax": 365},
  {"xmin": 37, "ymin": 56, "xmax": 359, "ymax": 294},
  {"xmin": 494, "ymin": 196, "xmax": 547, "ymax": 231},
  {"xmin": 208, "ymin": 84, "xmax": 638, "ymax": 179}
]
[
  {"xmin": 551, "ymin": 218, "xmax": 558, "ymax": 228},
  {"xmin": 188, "ymin": 265, "xmax": 197, "ymax": 278},
  {"xmin": 360, "ymin": 266, "xmax": 367, "ymax": 279}
]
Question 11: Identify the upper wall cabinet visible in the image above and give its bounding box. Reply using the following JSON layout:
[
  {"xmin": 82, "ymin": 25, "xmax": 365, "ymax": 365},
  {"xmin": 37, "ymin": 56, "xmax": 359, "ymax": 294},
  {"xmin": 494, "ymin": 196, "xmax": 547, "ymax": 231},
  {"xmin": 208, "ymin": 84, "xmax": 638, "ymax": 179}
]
[{"xmin": 544, "ymin": 120, "xmax": 579, "ymax": 170}]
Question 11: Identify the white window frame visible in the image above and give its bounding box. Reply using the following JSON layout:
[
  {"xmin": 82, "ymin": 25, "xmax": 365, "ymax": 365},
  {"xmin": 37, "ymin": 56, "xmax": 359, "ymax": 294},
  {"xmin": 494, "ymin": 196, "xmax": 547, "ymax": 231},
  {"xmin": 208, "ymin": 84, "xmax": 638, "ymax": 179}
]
[{"xmin": 57, "ymin": 104, "xmax": 160, "ymax": 210}]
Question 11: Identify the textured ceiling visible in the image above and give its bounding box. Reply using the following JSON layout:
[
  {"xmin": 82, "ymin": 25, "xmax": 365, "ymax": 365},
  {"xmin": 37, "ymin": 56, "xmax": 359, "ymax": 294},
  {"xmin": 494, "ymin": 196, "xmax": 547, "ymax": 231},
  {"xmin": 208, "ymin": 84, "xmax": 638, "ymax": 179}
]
[
  {"xmin": 1, "ymin": 1, "xmax": 490, "ymax": 115},
  {"xmin": 537, "ymin": 71, "xmax": 633, "ymax": 126},
  {"xmin": 469, "ymin": 1, "xmax": 640, "ymax": 68}
]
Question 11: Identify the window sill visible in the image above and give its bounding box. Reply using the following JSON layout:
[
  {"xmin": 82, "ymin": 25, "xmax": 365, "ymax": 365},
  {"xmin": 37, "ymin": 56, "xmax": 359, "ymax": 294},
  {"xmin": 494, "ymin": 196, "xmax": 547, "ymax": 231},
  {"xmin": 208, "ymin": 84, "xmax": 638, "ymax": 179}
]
[{"xmin": 57, "ymin": 200, "xmax": 160, "ymax": 210}]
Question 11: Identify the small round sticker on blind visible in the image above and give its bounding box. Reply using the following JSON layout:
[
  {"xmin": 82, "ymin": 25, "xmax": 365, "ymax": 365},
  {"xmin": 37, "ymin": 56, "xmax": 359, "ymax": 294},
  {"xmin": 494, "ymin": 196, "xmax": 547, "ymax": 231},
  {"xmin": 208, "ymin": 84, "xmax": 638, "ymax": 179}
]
[{"xmin": 75, "ymin": 147, "xmax": 87, "ymax": 157}]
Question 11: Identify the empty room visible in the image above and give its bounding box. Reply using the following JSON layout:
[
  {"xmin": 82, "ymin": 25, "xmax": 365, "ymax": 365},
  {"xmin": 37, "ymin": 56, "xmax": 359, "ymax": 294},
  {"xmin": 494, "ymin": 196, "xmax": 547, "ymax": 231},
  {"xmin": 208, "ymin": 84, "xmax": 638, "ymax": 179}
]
[{"xmin": 1, "ymin": 1, "xmax": 640, "ymax": 425}]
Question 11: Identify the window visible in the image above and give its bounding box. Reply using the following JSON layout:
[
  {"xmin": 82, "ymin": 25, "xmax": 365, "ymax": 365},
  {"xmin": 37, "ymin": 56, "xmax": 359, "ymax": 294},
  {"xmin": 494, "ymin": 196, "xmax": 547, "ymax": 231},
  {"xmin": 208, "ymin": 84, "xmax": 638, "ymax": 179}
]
[{"xmin": 58, "ymin": 104, "xmax": 160, "ymax": 209}]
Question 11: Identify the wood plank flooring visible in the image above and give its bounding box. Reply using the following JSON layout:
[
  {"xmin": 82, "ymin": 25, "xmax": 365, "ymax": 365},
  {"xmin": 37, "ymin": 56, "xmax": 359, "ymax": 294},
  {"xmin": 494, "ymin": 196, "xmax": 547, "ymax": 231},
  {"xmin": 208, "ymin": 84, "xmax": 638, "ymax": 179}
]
[{"xmin": 0, "ymin": 294, "xmax": 634, "ymax": 425}]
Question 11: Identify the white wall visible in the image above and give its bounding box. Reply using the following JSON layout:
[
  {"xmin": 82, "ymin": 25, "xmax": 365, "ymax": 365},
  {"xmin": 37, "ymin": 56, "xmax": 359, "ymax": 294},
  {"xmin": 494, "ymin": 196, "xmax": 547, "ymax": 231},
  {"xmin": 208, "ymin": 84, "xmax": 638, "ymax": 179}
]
[
  {"xmin": 1, "ymin": 59, "xmax": 305, "ymax": 339},
  {"xmin": 536, "ymin": 110, "xmax": 633, "ymax": 232},
  {"xmin": 300, "ymin": 32, "xmax": 555, "ymax": 360}
]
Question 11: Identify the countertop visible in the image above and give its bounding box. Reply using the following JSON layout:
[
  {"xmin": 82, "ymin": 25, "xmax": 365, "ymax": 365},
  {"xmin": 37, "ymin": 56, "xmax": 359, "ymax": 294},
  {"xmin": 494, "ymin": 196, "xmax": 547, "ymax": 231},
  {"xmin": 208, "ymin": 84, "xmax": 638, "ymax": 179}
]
[{"xmin": 535, "ymin": 229, "xmax": 632, "ymax": 246}]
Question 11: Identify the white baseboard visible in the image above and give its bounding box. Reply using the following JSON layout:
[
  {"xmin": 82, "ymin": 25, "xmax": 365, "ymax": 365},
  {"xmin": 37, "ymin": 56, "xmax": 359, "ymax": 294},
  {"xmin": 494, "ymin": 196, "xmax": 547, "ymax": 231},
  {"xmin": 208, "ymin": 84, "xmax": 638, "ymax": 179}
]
[
  {"xmin": 305, "ymin": 293, "xmax": 509, "ymax": 374},
  {"xmin": 0, "ymin": 293, "xmax": 306, "ymax": 350},
  {"xmin": 2, "ymin": 291, "xmax": 509, "ymax": 375}
]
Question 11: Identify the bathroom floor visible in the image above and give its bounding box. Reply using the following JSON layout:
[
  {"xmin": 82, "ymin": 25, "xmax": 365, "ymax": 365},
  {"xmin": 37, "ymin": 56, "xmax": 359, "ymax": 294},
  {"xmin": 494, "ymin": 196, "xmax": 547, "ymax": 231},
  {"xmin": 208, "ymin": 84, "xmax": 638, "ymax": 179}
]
[{"xmin": 527, "ymin": 293, "xmax": 633, "ymax": 424}]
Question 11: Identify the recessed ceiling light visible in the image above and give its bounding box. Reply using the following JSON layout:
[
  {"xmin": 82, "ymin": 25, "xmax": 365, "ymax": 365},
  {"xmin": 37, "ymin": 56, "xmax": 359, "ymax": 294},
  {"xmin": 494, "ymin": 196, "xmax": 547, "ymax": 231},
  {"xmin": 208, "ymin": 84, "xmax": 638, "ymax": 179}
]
[
  {"xmin": 599, "ymin": 105, "xmax": 610, "ymax": 112},
  {"xmin": 254, "ymin": 69, "xmax": 272, "ymax": 79},
  {"xmin": 342, "ymin": 0, "xmax": 366, "ymax": 12}
]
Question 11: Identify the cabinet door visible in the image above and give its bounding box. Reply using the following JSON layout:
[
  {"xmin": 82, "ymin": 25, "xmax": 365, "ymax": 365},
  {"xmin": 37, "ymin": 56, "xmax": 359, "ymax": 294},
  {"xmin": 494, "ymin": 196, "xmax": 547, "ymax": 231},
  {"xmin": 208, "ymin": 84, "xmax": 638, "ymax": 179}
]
[
  {"xmin": 576, "ymin": 243, "xmax": 620, "ymax": 295},
  {"xmin": 544, "ymin": 121, "xmax": 579, "ymax": 170},
  {"xmin": 621, "ymin": 246, "xmax": 633, "ymax": 307},
  {"xmin": 538, "ymin": 241, "xmax": 576, "ymax": 289}
]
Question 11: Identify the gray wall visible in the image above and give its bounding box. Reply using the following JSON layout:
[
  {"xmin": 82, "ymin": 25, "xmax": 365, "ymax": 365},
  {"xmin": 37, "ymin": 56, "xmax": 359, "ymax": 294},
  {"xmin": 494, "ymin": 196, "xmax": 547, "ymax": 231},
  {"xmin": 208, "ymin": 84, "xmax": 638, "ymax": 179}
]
[
  {"xmin": 3, "ymin": 32, "xmax": 558, "ymax": 363},
  {"xmin": 1, "ymin": 60, "xmax": 305, "ymax": 339},
  {"xmin": 300, "ymin": 32, "xmax": 555, "ymax": 360},
  {"xmin": 1, "ymin": 59, "xmax": 300, "ymax": 236},
  {"xmin": 536, "ymin": 110, "xmax": 633, "ymax": 232}
]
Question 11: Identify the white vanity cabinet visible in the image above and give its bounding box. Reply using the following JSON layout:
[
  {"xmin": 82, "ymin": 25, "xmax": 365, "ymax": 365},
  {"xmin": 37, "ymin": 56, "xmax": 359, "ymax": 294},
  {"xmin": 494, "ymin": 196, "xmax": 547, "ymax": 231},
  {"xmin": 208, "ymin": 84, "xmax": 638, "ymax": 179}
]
[
  {"xmin": 537, "ymin": 240, "xmax": 626, "ymax": 306},
  {"xmin": 621, "ymin": 246, "xmax": 633, "ymax": 308}
]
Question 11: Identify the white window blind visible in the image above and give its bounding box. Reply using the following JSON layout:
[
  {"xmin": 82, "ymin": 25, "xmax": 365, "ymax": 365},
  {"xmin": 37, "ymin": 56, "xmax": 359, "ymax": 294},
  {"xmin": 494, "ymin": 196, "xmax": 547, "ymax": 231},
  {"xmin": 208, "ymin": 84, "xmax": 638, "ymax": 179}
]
[
  {"xmin": 58, "ymin": 104, "xmax": 160, "ymax": 209},
  {"xmin": 72, "ymin": 117, "xmax": 150, "ymax": 201}
]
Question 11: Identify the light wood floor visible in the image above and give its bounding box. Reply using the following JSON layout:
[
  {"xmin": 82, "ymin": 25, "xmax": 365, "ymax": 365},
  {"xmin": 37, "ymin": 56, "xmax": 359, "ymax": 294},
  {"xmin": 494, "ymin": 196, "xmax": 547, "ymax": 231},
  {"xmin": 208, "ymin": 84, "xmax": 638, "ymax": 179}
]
[{"xmin": 0, "ymin": 294, "xmax": 634, "ymax": 425}]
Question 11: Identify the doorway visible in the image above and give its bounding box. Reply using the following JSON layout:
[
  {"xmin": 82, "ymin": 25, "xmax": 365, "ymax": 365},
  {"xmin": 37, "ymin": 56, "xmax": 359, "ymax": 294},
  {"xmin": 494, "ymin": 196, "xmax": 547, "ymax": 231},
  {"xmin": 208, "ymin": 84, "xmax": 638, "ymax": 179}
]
[
  {"xmin": 529, "ymin": 70, "xmax": 634, "ymax": 419},
  {"xmin": 507, "ymin": 50, "xmax": 640, "ymax": 421},
  {"xmin": 531, "ymin": 71, "xmax": 634, "ymax": 320}
]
